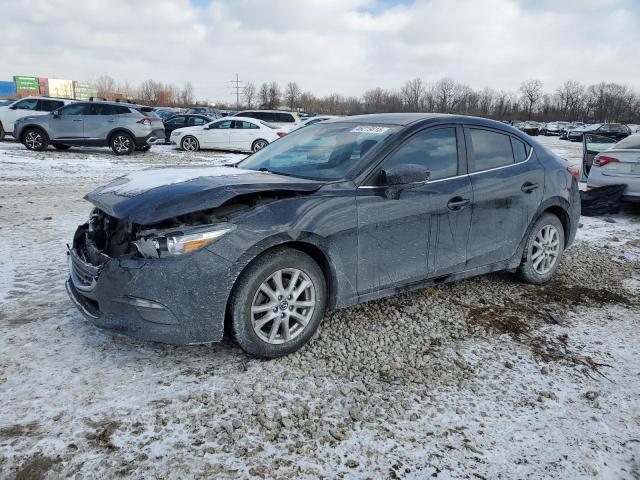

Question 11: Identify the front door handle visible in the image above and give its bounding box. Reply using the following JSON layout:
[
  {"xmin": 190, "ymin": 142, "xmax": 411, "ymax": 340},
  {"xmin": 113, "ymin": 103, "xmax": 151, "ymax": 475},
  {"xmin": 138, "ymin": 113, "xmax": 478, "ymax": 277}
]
[
  {"xmin": 447, "ymin": 197, "xmax": 471, "ymax": 211},
  {"xmin": 72, "ymin": 119, "xmax": 83, "ymax": 122},
  {"xmin": 521, "ymin": 182, "xmax": 539, "ymax": 193}
]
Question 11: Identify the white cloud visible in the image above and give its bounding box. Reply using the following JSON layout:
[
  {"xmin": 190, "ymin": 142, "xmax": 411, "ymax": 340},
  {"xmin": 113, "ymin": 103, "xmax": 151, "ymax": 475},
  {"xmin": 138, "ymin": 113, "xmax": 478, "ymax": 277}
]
[{"xmin": 0, "ymin": 0, "xmax": 638, "ymax": 103}]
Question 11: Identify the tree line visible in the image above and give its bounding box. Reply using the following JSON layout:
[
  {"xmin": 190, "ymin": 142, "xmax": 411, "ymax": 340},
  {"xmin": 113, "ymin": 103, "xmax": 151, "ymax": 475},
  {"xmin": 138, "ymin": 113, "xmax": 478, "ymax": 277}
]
[
  {"xmin": 239, "ymin": 78, "xmax": 640, "ymax": 123},
  {"xmin": 92, "ymin": 74, "xmax": 640, "ymax": 123}
]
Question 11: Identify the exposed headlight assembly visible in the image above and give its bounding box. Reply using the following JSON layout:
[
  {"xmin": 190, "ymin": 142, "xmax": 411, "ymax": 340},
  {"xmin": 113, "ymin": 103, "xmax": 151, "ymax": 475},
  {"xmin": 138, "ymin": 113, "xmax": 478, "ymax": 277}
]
[
  {"xmin": 171, "ymin": 131, "xmax": 182, "ymax": 136},
  {"xmin": 134, "ymin": 223, "xmax": 235, "ymax": 258}
]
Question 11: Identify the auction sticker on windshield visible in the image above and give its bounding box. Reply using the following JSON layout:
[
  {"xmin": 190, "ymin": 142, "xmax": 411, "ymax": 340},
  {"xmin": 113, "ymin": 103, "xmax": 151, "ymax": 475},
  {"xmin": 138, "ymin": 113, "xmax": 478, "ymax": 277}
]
[{"xmin": 350, "ymin": 126, "xmax": 390, "ymax": 134}]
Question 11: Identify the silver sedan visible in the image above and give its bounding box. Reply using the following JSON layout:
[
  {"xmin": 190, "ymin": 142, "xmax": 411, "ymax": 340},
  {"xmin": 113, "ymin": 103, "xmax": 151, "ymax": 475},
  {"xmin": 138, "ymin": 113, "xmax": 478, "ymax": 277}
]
[{"xmin": 587, "ymin": 134, "xmax": 640, "ymax": 202}]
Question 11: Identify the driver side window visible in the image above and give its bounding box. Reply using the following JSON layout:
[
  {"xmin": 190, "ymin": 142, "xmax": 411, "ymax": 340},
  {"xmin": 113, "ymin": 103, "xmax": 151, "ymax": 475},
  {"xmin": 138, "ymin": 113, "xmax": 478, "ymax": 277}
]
[
  {"xmin": 211, "ymin": 120, "xmax": 232, "ymax": 129},
  {"xmin": 380, "ymin": 127, "xmax": 458, "ymax": 182}
]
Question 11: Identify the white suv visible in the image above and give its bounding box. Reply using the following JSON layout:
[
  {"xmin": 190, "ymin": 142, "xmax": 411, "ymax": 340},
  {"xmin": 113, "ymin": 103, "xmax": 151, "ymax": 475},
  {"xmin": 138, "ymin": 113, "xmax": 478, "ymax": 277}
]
[
  {"xmin": 0, "ymin": 96, "xmax": 74, "ymax": 140},
  {"xmin": 233, "ymin": 110, "xmax": 301, "ymax": 127}
]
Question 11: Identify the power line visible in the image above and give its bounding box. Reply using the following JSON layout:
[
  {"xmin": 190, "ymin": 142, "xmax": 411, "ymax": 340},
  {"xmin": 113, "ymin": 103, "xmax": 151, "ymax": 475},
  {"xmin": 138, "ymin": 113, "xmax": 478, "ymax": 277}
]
[{"xmin": 230, "ymin": 73, "xmax": 244, "ymax": 110}]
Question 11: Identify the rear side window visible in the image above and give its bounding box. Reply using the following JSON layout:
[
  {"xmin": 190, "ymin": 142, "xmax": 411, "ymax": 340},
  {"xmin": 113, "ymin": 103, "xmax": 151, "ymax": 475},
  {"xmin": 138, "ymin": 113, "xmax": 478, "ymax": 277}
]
[
  {"xmin": 233, "ymin": 120, "xmax": 259, "ymax": 129},
  {"xmin": 166, "ymin": 116, "xmax": 186, "ymax": 126},
  {"xmin": 382, "ymin": 127, "xmax": 459, "ymax": 181},
  {"xmin": 275, "ymin": 112, "xmax": 295, "ymax": 123},
  {"xmin": 469, "ymin": 129, "xmax": 514, "ymax": 171},
  {"xmin": 511, "ymin": 137, "xmax": 530, "ymax": 162},
  {"xmin": 38, "ymin": 100, "xmax": 64, "ymax": 111}
]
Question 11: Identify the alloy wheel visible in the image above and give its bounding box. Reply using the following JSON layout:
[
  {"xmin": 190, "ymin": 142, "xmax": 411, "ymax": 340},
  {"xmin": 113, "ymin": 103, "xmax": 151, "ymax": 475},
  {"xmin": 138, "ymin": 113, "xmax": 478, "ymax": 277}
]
[
  {"xmin": 253, "ymin": 140, "xmax": 268, "ymax": 152},
  {"xmin": 250, "ymin": 268, "xmax": 316, "ymax": 345},
  {"xmin": 531, "ymin": 225, "xmax": 560, "ymax": 275},
  {"xmin": 25, "ymin": 131, "xmax": 43, "ymax": 150},
  {"xmin": 113, "ymin": 135, "xmax": 131, "ymax": 153},
  {"xmin": 182, "ymin": 137, "xmax": 198, "ymax": 151}
]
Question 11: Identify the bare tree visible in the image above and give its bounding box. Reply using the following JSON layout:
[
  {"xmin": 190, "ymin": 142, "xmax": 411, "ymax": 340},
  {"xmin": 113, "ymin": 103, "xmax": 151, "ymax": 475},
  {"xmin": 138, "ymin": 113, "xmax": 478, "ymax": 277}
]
[
  {"xmin": 243, "ymin": 82, "xmax": 257, "ymax": 109},
  {"xmin": 258, "ymin": 83, "xmax": 270, "ymax": 108},
  {"xmin": 95, "ymin": 75, "xmax": 116, "ymax": 98},
  {"xmin": 519, "ymin": 79, "xmax": 544, "ymax": 119},
  {"xmin": 180, "ymin": 82, "xmax": 194, "ymax": 106},
  {"xmin": 267, "ymin": 82, "xmax": 281, "ymax": 109},
  {"xmin": 285, "ymin": 82, "xmax": 301, "ymax": 110},
  {"xmin": 401, "ymin": 78, "xmax": 425, "ymax": 111}
]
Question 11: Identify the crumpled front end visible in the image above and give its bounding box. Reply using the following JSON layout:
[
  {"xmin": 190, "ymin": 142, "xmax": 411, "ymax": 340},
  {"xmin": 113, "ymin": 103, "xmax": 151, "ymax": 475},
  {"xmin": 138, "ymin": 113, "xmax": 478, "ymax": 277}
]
[{"xmin": 66, "ymin": 210, "xmax": 234, "ymax": 345}]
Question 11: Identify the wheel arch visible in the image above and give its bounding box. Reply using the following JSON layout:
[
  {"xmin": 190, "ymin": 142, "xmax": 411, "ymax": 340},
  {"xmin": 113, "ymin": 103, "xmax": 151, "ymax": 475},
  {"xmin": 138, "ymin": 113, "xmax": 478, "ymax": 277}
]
[
  {"xmin": 20, "ymin": 124, "xmax": 50, "ymax": 143},
  {"xmin": 107, "ymin": 128, "xmax": 136, "ymax": 144},
  {"xmin": 223, "ymin": 235, "xmax": 339, "ymax": 334},
  {"xmin": 508, "ymin": 196, "xmax": 574, "ymax": 269}
]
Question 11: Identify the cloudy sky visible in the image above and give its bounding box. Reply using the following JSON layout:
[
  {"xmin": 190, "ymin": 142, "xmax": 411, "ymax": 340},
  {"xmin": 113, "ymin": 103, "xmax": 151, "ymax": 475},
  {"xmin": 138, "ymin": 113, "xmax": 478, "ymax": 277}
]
[{"xmin": 1, "ymin": 0, "xmax": 638, "ymax": 102}]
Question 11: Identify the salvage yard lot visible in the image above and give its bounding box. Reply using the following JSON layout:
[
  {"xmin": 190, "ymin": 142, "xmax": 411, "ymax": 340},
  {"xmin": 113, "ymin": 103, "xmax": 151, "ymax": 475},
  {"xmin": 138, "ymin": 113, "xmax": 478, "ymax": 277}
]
[{"xmin": 0, "ymin": 137, "xmax": 639, "ymax": 479}]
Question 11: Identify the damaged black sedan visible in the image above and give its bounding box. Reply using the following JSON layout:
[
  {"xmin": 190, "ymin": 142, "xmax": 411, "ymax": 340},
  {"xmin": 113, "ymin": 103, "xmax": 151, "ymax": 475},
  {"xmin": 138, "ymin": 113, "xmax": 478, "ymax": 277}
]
[{"xmin": 67, "ymin": 114, "xmax": 580, "ymax": 358}]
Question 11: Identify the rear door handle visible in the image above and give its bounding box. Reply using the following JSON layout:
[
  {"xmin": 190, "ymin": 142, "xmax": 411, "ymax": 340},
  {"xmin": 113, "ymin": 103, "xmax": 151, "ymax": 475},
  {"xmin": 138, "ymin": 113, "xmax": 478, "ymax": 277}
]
[
  {"xmin": 521, "ymin": 182, "xmax": 539, "ymax": 193},
  {"xmin": 72, "ymin": 119, "xmax": 83, "ymax": 122},
  {"xmin": 447, "ymin": 197, "xmax": 471, "ymax": 210}
]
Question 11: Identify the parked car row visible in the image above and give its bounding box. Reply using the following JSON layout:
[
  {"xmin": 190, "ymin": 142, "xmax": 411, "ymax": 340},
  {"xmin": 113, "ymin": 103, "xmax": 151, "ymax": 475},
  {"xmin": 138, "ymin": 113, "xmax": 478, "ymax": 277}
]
[{"xmin": 0, "ymin": 96, "xmax": 334, "ymax": 155}]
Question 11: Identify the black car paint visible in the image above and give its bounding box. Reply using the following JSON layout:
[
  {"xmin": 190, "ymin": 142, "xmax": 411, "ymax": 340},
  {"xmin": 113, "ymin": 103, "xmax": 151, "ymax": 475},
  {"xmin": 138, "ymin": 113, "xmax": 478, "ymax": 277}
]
[
  {"xmin": 67, "ymin": 114, "xmax": 580, "ymax": 345},
  {"xmin": 163, "ymin": 114, "xmax": 213, "ymax": 142}
]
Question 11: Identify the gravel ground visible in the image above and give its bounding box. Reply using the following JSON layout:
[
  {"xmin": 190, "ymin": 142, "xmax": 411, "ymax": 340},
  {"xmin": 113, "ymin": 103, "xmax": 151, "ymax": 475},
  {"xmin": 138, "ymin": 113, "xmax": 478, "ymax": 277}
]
[{"xmin": 0, "ymin": 137, "xmax": 639, "ymax": 479}]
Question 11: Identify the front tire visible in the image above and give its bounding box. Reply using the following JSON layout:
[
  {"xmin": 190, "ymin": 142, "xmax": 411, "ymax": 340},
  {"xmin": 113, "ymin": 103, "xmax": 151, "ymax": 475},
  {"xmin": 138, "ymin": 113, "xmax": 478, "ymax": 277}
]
[
  {"xmin": 518, "ymin": 213, "xmax": 565, "ymax": 284},
  {"xmin": 251, "ymin": 139, "xmax": 269, "ymax": 153},
  {"xmin": 110, "ymin": 132, "xmax": 135, "ymax": 155},
  {"xmin": 230, "ymin": 248, "xmax": 327, "ymax": 358},
  {"xmin": 181, "ymin": 136, "xmax": 199, "ymax": 151},
  {"xmin": 23, "ymin": 128, "xmax": 48, "ymax": 151}
]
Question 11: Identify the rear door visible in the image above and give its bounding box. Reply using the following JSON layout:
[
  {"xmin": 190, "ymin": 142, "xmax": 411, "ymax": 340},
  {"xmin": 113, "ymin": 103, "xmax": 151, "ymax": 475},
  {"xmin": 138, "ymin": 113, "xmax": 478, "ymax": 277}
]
[
  {"xmin": 464, "ymin": 127, "xmax": 544, "ymax": 268},
  {"xmin": 357, "ymin": 125, "xmax": 472, "ymax": 294},
  {"xmin": 230, "ymin": 120, "xmax": 260, "ymax": 150},
  {"xmin": 50, "ymin": 103, "xmax": 89, "ymax": 140}
]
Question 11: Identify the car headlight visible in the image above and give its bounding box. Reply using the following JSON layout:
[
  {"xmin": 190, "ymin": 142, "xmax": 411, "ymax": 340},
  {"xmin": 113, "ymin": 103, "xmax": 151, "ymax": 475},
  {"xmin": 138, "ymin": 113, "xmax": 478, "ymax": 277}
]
[
  {"xmin": 171, "ymin": 131, "xmax": 182, "ymax": 136},
  {"xmin": 134, "ymin": 223, "xmax": 235, "ymax": 258}
]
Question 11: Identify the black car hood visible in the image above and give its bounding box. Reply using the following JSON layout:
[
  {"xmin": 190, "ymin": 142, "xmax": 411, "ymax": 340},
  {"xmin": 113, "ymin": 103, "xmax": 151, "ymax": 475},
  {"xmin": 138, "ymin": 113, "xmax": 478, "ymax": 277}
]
[{"xmin": 85, "ymin": 166, "xmax": 323, "ymax": 225}]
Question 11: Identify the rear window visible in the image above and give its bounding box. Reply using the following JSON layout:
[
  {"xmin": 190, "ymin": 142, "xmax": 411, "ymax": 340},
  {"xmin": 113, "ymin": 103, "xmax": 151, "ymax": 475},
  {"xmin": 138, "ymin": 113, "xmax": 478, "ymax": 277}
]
[
  {"xmin": 469, "ymin": 129, "xmax": 515, "ymax": 171},
  {"xmin": 276, "ymin": 112, "xmax": 295, "ymax": 123},
  {"xmin": 614, "ymin": 135, "xmax": 640, "ymax": 150}
]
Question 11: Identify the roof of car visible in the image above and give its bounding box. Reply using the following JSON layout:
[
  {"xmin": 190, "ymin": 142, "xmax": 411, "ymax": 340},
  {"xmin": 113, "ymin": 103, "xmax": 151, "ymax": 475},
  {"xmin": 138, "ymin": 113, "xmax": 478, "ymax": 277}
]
[
  {"xmin": 323, "ymin": 113, "xmax": 507, "ymax": 127},
  {"xmin": 236, "ymin": 110, "xmax": 298, "ymax": 114}
]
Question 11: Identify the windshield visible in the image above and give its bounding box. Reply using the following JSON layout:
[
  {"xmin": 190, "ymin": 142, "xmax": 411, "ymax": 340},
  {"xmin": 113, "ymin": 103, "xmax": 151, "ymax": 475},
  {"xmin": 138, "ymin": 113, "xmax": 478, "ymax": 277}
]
[{"xmin": 238, "ymin": 122, "xmax": 400, "ymax": 180}]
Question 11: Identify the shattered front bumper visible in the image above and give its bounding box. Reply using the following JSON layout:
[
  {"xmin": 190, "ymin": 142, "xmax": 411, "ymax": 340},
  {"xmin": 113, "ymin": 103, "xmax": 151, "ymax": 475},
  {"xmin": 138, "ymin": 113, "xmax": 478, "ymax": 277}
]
[{"xmin": 66, "ymin": 246, "xmax": 234, "ymax": 345}]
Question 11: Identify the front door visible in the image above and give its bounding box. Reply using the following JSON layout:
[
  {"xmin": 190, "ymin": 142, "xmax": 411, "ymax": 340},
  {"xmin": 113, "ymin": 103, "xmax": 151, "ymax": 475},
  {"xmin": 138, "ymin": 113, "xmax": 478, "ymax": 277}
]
[
  {"xmin": 201, "ymin": 119, "xmax": 231, "ymax": 149},
  {"xmin": 50, "ymin": 103, "xmax": 89, "ymax": 140},
  {"xmin": 356, "ymin": 126, "xmax": 472, "ymax": 295},
  {"xmin": 464, "ymin": 127, "xmax": 545, "ymax": 268}
]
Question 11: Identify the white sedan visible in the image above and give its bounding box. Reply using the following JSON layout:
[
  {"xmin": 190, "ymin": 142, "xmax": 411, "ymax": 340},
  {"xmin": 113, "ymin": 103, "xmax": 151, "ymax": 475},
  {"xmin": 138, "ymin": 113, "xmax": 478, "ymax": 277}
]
[{"xmin": 171, "ymin": 117, "xmax": 286, "ymax": 153}]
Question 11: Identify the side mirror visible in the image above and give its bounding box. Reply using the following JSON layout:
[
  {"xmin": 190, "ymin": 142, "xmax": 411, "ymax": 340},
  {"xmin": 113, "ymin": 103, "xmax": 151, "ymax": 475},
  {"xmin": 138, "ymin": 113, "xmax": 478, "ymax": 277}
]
[
  {"xmin": 9, "ymin": 105, "xmax": 17, "ymax": 110},
  {"xmin": 52, "ymin": 111, "xmax": 60, "ymax": 118},
  {"xmin": 381, "ymin": 164, "xmax": 430, "ymax": 200}
]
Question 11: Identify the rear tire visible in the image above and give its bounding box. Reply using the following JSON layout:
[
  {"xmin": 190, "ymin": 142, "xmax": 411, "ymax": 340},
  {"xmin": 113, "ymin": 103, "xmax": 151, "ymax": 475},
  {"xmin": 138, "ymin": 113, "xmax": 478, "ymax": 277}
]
[
  {"xmin": 53, "ymin": 143, "xmax": 71, "ymax": 150},
  {"xmin": 230, "ymin": 248, "xmax": 326, "ymax": 358},
  {"xmin": 110, "ymin": 132, "xmax": 135, "ymax": 155},
  {"xmin": 23, "ymin": 128, "xmax": 48, "ymax": 151},
  {"xmin": 517, "ymin": 213, "xmax": 565, "ymax": 284},
  {"xmin": 181, "ymin": 136, "xmax": 199, "ymax": 151},
  {"xmin": 251, "ymin": 139, "xmax": 269, "ymax": 153}
]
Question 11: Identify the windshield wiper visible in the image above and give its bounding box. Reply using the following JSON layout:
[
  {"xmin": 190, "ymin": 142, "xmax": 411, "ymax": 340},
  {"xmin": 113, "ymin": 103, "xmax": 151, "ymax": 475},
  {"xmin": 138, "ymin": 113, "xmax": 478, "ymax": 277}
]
[{"xmin": 257, "ymin": 167, "xmax": 297, "ymax": 178}]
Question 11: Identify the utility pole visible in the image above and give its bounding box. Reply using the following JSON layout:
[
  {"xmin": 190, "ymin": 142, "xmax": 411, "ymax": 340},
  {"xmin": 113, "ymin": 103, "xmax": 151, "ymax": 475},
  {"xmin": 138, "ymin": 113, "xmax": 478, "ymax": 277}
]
[{"xmin": 230, "ymin": 73, "xmax": 243, "ymax": 110}]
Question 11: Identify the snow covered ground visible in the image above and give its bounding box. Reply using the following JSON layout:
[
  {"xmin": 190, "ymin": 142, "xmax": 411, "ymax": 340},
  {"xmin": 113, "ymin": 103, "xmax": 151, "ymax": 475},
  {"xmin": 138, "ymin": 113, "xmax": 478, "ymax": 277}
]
[{"xmin": 0, "ymin": 136, "xmax": 638, "ymax": 479}]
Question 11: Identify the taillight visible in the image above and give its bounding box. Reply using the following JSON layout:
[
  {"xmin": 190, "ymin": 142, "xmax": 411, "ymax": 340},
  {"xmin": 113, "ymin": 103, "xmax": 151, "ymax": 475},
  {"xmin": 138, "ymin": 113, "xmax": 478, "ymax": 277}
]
[
  {"xmin": 594, "ymin": 155, "xmax": 619, "ymax": 167},
  {"xmin": 567, "ymin": 165, "xmax": 580, "ymax": 180},
  {"xmin": 137, "ymin": 118, "xmax": 152, "ymax": 126},
  {"xmin": 276, "ymin": 132, "xmax": 287, "ymax": 138}
]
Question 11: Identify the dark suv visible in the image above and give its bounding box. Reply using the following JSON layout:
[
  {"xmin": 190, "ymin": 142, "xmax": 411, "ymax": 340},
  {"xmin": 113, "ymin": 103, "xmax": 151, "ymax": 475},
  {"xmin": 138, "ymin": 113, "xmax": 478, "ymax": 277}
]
[
  {"xmin": 13, "ymin": 100, "xmax": 166, "ymax": 155},
  {"xmin": 66, "ymin": 114, "xmax": 580, "ymax": 358}
]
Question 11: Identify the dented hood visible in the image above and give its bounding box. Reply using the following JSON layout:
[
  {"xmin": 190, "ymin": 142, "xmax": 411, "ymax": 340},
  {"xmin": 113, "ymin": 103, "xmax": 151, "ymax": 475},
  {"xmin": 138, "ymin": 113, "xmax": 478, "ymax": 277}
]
[{"xmin": 85, "ymin": 166, "xmax": 323, "ymax": 225}]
